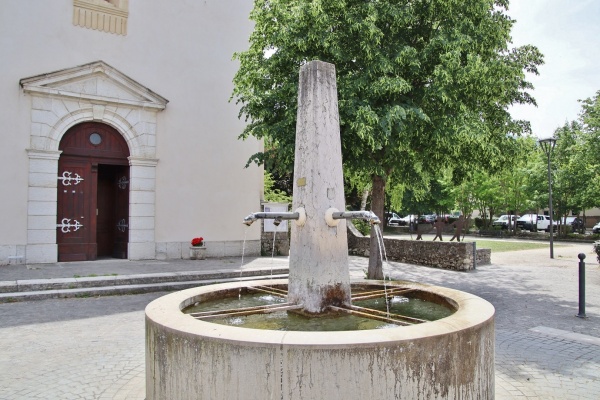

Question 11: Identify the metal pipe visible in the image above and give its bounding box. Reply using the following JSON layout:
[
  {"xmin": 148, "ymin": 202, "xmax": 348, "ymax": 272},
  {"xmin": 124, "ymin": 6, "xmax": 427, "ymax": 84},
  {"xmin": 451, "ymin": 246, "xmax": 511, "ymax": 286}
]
[
  {"xmin": 331, "ymin": 210, "xmax": 380, "ymax": 224},
  {"xmin": 243, "ymin": 211, "xmax": 300, "ymax": 226},
  {"xmin": 577, "ymin": 253, "xmax": 586, "ymax": 318},
  {"xmin": 547, "ymin": 153, "xmax": 554, "ymax": 258}
]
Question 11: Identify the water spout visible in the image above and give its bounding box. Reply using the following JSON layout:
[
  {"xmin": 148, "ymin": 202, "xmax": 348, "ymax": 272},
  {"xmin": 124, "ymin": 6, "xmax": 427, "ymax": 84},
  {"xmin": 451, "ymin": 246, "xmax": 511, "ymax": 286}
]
[
  {"xmin": 325, "ymin": 208, "xmax": 380, "ymax": 227},
  {"xmin": 243, "ymin": 208, "xmax": 306, "ymax": 227}
]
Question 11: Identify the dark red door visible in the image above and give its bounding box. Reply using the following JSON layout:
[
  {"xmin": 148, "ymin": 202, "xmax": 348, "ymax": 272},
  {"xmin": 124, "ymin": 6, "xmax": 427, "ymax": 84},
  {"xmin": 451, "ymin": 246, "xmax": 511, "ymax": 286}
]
[
  {"xmin": 57, "ymin": 122, "xmax": 130, "ymax": 262},
  {"xmin": 57, "ymin": 159, "xmax": 97, "ymax": 261}
]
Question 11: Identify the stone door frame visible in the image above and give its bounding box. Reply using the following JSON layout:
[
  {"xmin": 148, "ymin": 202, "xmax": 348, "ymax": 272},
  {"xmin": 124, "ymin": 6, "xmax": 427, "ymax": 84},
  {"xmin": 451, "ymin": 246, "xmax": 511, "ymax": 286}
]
[{"xmin": 21, "ymin": 61, "xmax": 168, "ymax": 263}]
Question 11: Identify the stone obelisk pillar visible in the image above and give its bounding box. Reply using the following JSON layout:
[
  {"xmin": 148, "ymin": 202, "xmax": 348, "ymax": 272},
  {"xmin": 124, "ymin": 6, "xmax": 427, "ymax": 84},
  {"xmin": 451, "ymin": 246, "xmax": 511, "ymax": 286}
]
[{"xmin": 287, "ymin": 61, "xmax": 351, "ymax": 313}]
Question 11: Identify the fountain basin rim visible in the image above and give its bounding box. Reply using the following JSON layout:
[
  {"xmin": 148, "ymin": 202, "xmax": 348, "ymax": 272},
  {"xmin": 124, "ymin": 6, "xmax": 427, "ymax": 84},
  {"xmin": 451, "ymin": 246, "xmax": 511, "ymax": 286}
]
[{"xmin": 145, "ymin": 279, "xmax": 494, "ymax": 347}]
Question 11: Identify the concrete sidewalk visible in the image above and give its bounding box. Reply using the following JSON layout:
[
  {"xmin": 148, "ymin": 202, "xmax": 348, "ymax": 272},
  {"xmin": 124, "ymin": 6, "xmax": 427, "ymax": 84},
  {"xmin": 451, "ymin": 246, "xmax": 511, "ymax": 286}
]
[{"xmin": 0, "ymin": 240, "xmax": 599, "ymax": 399}]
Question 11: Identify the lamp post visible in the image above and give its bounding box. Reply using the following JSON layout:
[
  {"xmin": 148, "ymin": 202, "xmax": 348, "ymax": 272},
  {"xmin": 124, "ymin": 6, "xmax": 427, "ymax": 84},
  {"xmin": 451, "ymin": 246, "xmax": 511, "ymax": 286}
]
[{"xmin": 539, "ymin": 137, "xmax": 557, "ymax": 259}]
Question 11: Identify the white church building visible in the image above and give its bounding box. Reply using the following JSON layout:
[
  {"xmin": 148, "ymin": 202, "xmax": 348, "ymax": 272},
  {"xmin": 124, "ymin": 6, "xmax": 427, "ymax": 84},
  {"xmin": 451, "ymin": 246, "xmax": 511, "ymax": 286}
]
[{"xmin": 0, "ymin": 0, "xmax": 264, "ymax": 264}]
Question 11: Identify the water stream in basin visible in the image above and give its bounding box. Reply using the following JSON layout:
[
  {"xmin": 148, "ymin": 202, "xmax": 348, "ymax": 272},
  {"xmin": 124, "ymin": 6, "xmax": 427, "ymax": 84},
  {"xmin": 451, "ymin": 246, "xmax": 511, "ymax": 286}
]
[
  {"xmin": 270, "ymin": 223, "xmax": 280, "ymax": 279},
  {"xmin": 239, "ymin": 223, "xmax": 283, "ymax": 298},
  {"xmin": 238, "ymin": 229, "xmax": 249, "ymax": 299},
  {"xmin": 373, "ymin": 224, "xmax": 391, "ymax": 317}
]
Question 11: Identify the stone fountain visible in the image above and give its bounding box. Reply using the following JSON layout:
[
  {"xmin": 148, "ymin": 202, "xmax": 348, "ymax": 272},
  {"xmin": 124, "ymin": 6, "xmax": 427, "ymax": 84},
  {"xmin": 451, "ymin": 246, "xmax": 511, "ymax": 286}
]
[{"xmin": 145, "ymin": 61, "xmax": 495, "ymax": 399}]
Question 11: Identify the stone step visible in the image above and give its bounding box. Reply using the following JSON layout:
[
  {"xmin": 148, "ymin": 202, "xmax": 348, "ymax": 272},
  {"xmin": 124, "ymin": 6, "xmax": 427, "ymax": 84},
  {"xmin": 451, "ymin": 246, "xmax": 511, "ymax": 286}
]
[
  {"xmin": 0, "ymin": 268, "xmax": 289, "ymax": 293},
  {"xmin": 0, "ymin": 270, "xmax": 289, "ymax": 302}
]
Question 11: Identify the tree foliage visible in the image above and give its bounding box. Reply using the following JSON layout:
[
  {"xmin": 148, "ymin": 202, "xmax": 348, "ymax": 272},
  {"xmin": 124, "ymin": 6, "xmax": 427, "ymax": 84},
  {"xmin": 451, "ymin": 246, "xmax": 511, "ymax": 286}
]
[
  {"xmin": 264, "ymin": 171, "xmax": 293, "ymax": 203},
  {"xmin": 234, "ymin": 0, "xmax": 542, "ymax": 175}
]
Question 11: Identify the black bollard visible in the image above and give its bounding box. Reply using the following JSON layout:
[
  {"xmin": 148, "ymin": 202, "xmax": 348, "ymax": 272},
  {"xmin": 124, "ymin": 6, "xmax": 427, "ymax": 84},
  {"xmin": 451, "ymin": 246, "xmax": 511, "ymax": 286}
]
[{"xmin": 577, "ymin": 253, "xmax": 586, "ymax": 319}]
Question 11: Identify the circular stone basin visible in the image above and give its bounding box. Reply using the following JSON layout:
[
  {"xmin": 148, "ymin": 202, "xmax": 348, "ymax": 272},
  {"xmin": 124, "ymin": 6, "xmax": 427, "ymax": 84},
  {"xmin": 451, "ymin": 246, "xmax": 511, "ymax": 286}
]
[{"xmin": 145, "ymin": 279, "xmax": 495, "ymax": 400}]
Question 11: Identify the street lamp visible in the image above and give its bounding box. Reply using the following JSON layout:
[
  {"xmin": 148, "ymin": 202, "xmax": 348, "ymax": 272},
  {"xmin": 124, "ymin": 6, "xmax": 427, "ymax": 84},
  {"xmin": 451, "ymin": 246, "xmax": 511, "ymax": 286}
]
[{"xmin": 539, "ymin": 137, "xmax": 557, "ymax": 259}]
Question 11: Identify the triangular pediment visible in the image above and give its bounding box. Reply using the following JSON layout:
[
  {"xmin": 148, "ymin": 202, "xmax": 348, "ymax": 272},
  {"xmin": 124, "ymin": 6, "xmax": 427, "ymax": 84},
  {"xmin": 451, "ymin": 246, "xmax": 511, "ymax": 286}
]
[{"xmin": 20, "ymin": 61, "xmax": 168, "ymax": 110}]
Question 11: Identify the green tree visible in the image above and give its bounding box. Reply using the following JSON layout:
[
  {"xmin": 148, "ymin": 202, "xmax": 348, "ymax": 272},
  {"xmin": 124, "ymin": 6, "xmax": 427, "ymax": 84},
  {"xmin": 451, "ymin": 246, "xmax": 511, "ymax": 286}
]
[
  {"xmin": 446, "ymin": 177, "xmax": 477, "ymax": 223},
  {"xmin": 232, "ymin": 0, "xmax": 543, "ymax": 278},
  {"xmin": 551, "ymin": 122, "xmax": 584, "ymax": 234},
  {"xmin": 495, "ymin": 136, "xmax": 538, "ymax": 231},
  {"xmin": 578, "ymin": 91, "xmax": 600, "ymax": 211},
  {"xmin": 550, "ymin": 93, "xmax": 600, "ymax": 234},
  {"xmin": 468, "ymin": 170, "xmax": 504, "ymax": 227}
]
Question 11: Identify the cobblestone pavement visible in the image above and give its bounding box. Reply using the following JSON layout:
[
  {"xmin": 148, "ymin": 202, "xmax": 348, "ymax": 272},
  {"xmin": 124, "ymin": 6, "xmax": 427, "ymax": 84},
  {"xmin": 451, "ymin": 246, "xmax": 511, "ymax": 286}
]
[
  {"xmin": 1, "ymin": 240, "xmax": 599, "ymax": 399},
  {"xmin": 0, "ymin": 295, "xmax": 155, "ymax": 400},
  {"xmin": 495, "ymin": 328, "xmax": 600, "ymax": 399}
]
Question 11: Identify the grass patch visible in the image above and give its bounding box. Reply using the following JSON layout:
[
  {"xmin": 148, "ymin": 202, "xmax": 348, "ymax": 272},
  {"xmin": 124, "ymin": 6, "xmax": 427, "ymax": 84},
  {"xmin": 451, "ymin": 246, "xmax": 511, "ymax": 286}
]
[{"xmin": 473, "ymin": 240, "xmax": 549, "ymax": 253}]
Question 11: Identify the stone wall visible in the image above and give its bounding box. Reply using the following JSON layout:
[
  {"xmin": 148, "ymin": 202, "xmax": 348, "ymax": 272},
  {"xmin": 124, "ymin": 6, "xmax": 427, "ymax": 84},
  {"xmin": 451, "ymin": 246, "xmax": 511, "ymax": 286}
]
[
  {"xmin": 347, "ymin": 224, "xmax": 490, "ymax": 271},
  {"xmin": 258, "ymin": 222, "xmax": 492, "ymax": 268}
]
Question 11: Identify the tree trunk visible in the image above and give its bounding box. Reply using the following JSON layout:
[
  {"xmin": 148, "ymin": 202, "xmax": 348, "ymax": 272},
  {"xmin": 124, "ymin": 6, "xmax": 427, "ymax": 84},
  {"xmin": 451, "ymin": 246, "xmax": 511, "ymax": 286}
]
[
  {"xmin": 367, "ymin": 174, "xmax": 385, "ymax": 279},
  {"xmin": 360, "ymin": 188, "xmax": 369, "ymax": 211}
]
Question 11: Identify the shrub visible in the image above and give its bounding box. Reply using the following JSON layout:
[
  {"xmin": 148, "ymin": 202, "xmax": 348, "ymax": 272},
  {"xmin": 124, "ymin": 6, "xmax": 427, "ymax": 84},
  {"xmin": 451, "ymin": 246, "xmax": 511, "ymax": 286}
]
[
  {"xmin": 264, "ymin": 172, "xmax": 292, "ymax": 203},
  {"xmin": 353, "ymin": 219, "xmax": 372, "ymax": 236}
]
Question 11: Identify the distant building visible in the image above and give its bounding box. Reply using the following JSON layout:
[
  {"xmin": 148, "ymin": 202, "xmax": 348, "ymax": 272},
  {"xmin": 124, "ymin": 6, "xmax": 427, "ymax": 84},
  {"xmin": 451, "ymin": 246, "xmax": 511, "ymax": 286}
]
[
  {"xmin": 0, "ymin": 0, "xmax": 263, "ymax": 264},
  {"xmin": 585, "ymin": 209, "xmax": 600, "ymax": 227}
]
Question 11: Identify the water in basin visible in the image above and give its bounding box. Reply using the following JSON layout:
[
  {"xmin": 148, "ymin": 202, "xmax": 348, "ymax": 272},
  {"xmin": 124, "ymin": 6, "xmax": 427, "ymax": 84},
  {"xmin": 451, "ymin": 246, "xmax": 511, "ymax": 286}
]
[{"xmin": 182, "ymin": 289, "xmax": 454, "ymax": 331}]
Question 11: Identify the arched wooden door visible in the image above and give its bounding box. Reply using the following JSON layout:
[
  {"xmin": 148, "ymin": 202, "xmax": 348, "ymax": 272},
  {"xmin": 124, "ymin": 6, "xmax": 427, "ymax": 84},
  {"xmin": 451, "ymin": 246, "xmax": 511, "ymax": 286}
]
[{"xmin": 57, "ymin": 122, "xmax": 130, "ymax": 261}]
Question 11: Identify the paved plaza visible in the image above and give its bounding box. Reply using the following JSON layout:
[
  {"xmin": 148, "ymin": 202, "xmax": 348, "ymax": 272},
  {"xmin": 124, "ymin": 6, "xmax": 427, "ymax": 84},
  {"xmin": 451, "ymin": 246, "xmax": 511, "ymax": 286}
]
[{"xmin": 1, "ymin": 240, "xmax": 599, "ymax": 399}]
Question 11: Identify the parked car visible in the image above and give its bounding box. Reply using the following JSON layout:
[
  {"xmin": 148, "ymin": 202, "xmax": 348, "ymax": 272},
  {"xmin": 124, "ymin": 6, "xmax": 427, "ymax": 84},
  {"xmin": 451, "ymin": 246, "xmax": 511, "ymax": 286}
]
[
  {"xmin": 492, "ymin": 215, "xmax": 519, "ymax": 229},
  {"xmin": 386, "ymin": 212, "xmax": 402, "ymax": 226},
  {"xmin": 399, "ymin": 214, "xmax": 417, "ymax": 226},
  {"xmin": 418, "ymin": 214, "xmax": 436, "ymax": 224},
  {"xmin": 593, "ymin": 222, "xmax": 600, "ymax": 234}
]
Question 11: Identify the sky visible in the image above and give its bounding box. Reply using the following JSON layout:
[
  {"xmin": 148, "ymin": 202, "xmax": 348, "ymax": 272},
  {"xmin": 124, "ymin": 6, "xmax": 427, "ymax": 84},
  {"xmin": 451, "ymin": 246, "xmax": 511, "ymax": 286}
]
[{"xmin": 507, "ymin": 0, "xmax": 600, "ymax": 139}]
